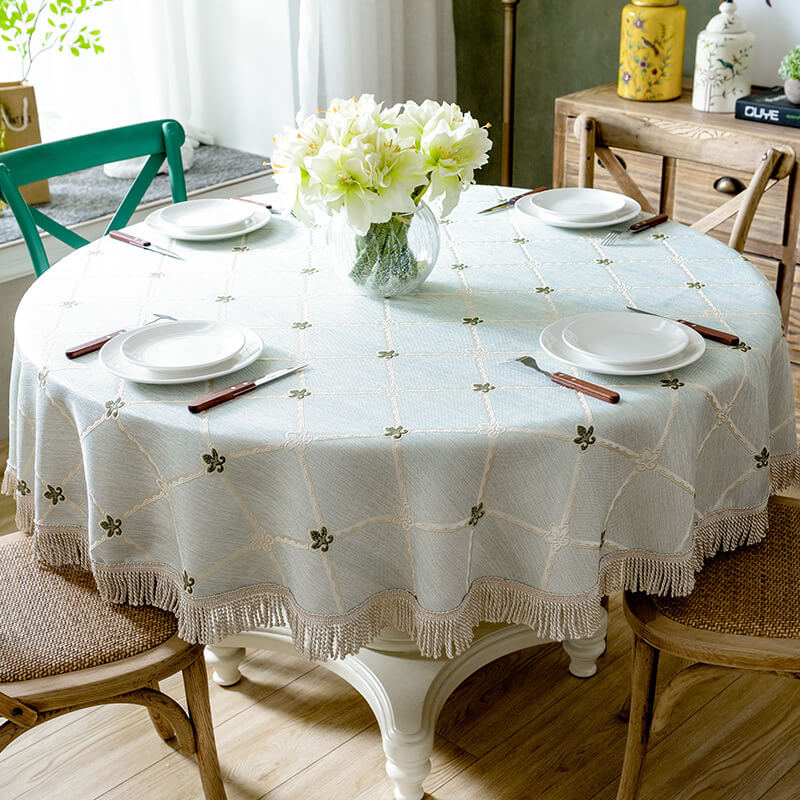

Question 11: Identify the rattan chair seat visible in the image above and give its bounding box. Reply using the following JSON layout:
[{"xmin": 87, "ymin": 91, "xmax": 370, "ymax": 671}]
[
  {"xmin": 652, "ymin": 499, "xmax": 800, "ymax": 639},
  {"xmin": 0, "ymin": 535, "xmax": 177, "ymax": 682}
]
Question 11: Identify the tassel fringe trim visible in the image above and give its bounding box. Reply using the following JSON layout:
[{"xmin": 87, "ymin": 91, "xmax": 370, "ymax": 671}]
[{"xmin": 3, "ymin": 452, "xmax": 799, "ymax": 661}]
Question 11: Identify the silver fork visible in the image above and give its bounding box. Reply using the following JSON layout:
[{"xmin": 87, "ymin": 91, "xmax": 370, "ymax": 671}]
[{"xmin": 600, "ymin": 229, "xmax": 624, "ymax": 246}]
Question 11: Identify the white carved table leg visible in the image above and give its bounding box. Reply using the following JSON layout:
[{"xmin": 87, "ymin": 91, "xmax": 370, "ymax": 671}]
[
  {"xmin": 210, "ymin": 614, "xmax": 608, "ymax": 799},
  {"xmin": 206, "ymin": 644, "xmax": 246, "ymax": 686},
  {"xmin": 561, "ymin": 607, "xmax": 608, "ymax": 678}
]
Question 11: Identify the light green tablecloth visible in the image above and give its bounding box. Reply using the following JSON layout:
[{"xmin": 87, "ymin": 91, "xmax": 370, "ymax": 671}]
[{"xmin": 4, "ymin": 185, "xmax": 798, "ymax": 659}]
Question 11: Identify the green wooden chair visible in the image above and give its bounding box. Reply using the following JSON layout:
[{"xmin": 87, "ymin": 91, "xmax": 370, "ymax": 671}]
[{"xmin": 0, "ymin": 119, "xmax": 187, "ymax": 277}]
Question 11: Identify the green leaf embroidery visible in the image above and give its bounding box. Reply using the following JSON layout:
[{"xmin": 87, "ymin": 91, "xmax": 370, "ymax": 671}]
[
  {"xmin": 104, "ymin": 397, "xmax": 124, "ymax": 418},
  {"xmin": 202, "ymin": 448, "xmax": 226, "ymax": 473},
  {"xmin": 292, "ymin": 321, "xmax": 312, "ymax": 329},
  {"xmin": 469, "ymin": 502, "xmax": 485, "ymax": 526},
  {"xmin": 16, "ymin": 480, "xmax": 30, "ymax": 496},
  {"xmin": 215, "ymin": 295, "xmax": 235, "ymax": 303},
  {"xmin": 732, "ymin": 341, "xmax": 751, "ymax": 352},
  {"xmin": 535, "ymin": 286, "xmax": 554, "ymax": 294},
  {"xmin": 100, "ymin": 514, "xmax": 122, "ymax": 537},
  {"xmin": 472, "ymin": 382, "xmax": 495, "ymax": 393},
  {"xmin": 513, "ymin": 237, "xmax": 529, "ymax": 244},
  {"xmin": 310, "ymin": 526, "xmax": 333, "ymax": 552},
  {"xmin": 301, "ymin": 267, "xmax": 318, "ymax": 274},
  {"xmin": 573, "ymin": 425, "xmax": 596, "ymax": 451},
  {"xmin": 183, "ymin": 570, "xmax": 195, "ymax": 594},
  {"xmin": 289, "ymin": 388, "xmax": 310, "ymax": 398},
  {"xmin": 384, "ymin": 425, "xmax": 408, "ymax": 440},
  {"xmin": 44, "ymin": 484, "xmax": 64, "ymax": 505},
  {"xmin": 595, "ymin": 258, "xmax": 613, "ymax": 265},
  {"xmin": 462, "ymin": 317, "xmax": 484, "ymax": 326},
  {"xmin": 651, "ymin": 232, "xmax": 669, "ymax": 240},
  {"xmin": 661, "ymin": 378, "xmax": 684, "ymax": 390},
  {"xmin": 378, "ymin": 350, "xmax": 399, "ymax": 359},
  {"xmin": 451, "ymin": 263, "xmax": 469, "ymax": 271},
  {"xmin": 60, "ymin": 300, "xmax": 77, "ymax": 308},
  {"xmin": 37, "ymin": 369, "xmax": 48, "ymax": 388},
  {"xmin": 754, "ymin": 447, "xmax": 769, "ymax": 469},
  {"xmin": 686, "ymin": 281, "xmax": 705, "ymax": 289},
  {"xmin": 232, "ymin": 245, "xmax": 250, "ymax": 253}
]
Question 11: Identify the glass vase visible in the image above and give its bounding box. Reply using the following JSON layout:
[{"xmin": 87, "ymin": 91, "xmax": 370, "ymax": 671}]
[{"xmin": 327, "ymin": 201, "xmax": 440, "ymax": 298}]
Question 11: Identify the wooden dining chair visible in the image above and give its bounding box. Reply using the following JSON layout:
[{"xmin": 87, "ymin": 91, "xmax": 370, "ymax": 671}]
[
  {"xmin": 0, "ymin": 532, "xmax": 226, "ymax": 799},
  {"xmin": 616, "ymin": 490, "xmax": 800, "ymax": 800},
  {"xmin": 0, "ymin": 119, "xmax": 187, "ymax": 277},
  {"xmin": 572, "ymin": 113, "xmax": 796, "ymax": 255}
]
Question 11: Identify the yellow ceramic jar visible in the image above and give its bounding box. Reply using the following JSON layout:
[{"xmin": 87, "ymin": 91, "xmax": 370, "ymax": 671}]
[{"xmin": 618, "ymin": 0, "xmax": 686, "ymax": 101}]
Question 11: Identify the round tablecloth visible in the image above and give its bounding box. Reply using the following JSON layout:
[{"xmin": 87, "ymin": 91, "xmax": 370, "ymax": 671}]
[{"xmin": 4, "ymin": 185, "xmax": 798, "ymax": 660}]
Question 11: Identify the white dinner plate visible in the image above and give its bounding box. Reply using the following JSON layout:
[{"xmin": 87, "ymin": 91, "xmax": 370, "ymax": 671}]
[
  {"xmin": 517, "ymin": 194, "xmax": 641, "ymax": 229},
  {"xmin": 146, "ymin": 204, "xmax": 271, "ymax": 241},
  {"xmin": 160, "ymin": 199, "xmax": 255, "ymax": 233},
  {"xmin": 528, "ymin": 188, "xmax": 626, "ymax": 222},
  {"xmin": 100, "ymin": 326, "xmax": 263, "ymax": 384},
  {"xmin": 561, "ymin": 311, "xmax": 689, "ymax": 365},
  {"xmin": 120, "ymin": 320, "xmax": 247, "ymax": 373},
  {"xmin": 540, "ymin": 314, "xmax": 705, "ymax": 376}
]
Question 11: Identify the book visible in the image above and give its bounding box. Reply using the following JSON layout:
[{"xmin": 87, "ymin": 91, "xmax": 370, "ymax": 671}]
[{"xmin": 735, "ymin": 86, "xmax": 800, "ymax": 129}]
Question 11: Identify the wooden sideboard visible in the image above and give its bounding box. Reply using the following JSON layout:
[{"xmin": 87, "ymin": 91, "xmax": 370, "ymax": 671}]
[{"xmin": 553, "ymin": 81, "xmax": 800, "ymax": 357}]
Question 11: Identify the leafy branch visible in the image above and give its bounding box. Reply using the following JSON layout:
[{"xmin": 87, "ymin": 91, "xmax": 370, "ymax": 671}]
[{"xmin": 0, "ymin": 0, "xmax": 112, "ymax": 81}]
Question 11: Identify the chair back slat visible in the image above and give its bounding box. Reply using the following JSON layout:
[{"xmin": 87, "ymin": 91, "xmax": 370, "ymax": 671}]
[{"xmin": 0, "ymin": 119, "xmax": 187, "ymax": 277}]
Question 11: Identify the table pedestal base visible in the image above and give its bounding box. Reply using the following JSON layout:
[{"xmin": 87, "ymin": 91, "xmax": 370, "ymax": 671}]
[{"xmin": 206, "ymin": 611, "xmax": 608, "ymax": 800}]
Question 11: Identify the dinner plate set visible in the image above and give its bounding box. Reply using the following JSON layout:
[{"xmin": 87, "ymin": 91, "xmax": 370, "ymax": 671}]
[
  {"xmin": 99, "ymin": 320, "xmax": 263, "ymax": 384},
  {"xmin": 516, "ymin": 187, "xmax": 640, "ymax": 228},
  {"xmin": 539, "ymin": 312, "xmax": 706, "ymax": 376},
  {"xmin": 146, "ymin": 198, "xmax": 271, "ymax": 241}
]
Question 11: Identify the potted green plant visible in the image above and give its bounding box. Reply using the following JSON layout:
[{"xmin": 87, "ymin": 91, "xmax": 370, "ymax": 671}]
[{"xmin": 778, "ymin": 45, "xmax": 800, "ymax": 104}]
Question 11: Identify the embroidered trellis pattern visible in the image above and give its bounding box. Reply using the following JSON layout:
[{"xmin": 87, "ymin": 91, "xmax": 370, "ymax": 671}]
[
  {"xmin": 44, "ymin": 485, "xmax": 64, "ymax": 505},
  {"xmin": 5, "ymin": 183, "xmax": 798, "ymax": 662},
  {"xmin": 469, "ymin": 503, "xmax": 485, "ymax": 526},
  {"xmin": 574, "ymin": 426, "xmax": 596, "ymax": 451},
  {"xmin": 310, "ymin": 526, "xmax": 333, "ymax": 552},
  {"xmin": 100, "ymin": 515, "xmax": 122, "ymax": 537},
  {"xmin": 202, "ymin": 449, "xmax": 226, "ymax": 473},
  {"xmin": 104, "ymin": 398, "xmax": 125, "ymax": 418}
]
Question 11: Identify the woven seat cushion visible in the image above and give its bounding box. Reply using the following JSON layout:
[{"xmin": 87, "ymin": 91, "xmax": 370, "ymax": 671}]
[
  {"xmin": 653, "ymin": 497, "xmax": 800, "ymax": 639},
  {"xmin": 0, "ymin": 535, "xmax": 178, "ymax": 682}
]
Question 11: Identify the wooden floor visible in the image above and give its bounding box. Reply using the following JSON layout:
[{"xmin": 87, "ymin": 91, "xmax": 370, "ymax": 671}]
[{"xmin": 2, "ymin": 368, "xmax": 800, "ymax": 800}]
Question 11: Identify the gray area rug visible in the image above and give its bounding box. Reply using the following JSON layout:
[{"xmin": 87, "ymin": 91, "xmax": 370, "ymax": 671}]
[{"xmin": 0, "ymin": 144, "xmax": 270, "ymax": 245}]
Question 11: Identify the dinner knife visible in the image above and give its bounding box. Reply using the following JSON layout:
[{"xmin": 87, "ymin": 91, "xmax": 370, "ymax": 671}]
[
  {"xmin": 625, "ymin": 306, "xmax": 740, "ymax": 346},
  {"xmin": 109, "ymin": 230, "xmax": 184, "ymax": 260},
  {"xmin": 478, "ymin": 186, "xmax": 549, "ymax": 215},
  {"xmin": 188, "ymin": 364, "xmax": 308, "ymax": 413},
  {"xmin": 64, "ymin": 314, "xmax": 177, "ymax": 359},
  {"xmin": 506, "ymin": 355, "xmax": 620, "ymax": 403}
]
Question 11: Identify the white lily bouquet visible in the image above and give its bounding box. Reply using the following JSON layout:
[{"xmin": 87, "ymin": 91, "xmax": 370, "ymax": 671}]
[{"xmin": 271, "ymin": 95, "xmax": 492, "ymax": 296}]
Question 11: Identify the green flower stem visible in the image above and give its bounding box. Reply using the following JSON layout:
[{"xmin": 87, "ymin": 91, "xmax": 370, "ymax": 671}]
[{"xmin": 350, "ymin": 213, "xmax": 419, "ymax": 291}]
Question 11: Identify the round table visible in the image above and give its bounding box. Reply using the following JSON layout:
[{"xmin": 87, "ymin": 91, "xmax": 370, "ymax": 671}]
[{"xmin": 5, "ymin": 185, "xmax": 798, "ymax": 799}]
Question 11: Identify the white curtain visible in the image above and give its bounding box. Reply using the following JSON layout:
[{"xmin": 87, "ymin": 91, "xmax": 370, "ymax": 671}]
[{"xmin": 297, "ymin": 0, "xmax": 456, "ymax": 118}]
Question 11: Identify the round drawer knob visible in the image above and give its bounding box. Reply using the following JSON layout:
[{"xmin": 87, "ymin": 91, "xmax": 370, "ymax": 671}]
[{"xmin": 714, "ymin": 176, "xmax": 745, "ymax": 195}]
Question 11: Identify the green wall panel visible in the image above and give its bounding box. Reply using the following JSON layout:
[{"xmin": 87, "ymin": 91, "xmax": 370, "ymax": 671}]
[{"xmin": 454, "ymin": 0, "xmax": 720, "ymax": 188}]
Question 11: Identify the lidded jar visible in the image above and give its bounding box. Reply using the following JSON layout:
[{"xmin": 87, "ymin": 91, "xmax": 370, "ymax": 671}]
[
  {"xmin": 618, "ymin": 0, "xmax": 687, "ymax": 101},
  {"xmin": 692, "ymin": 1, "xmax": 755, "ymax": 112}
]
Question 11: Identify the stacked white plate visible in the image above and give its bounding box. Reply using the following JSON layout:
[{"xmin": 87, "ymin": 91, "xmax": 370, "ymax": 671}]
[
  {"xmin": 539, "ymin": 311, "xmax": 705, "ymax": 376},
  {"xmin": 146, "ymin": 198, "xmax": 271, "ymax": 241},
  {"xmin": 516, "ymin": 188, "xmax": 640, "ymax": 228},
  {"xmin": 99, "ymin": 319, "xmax": 263, "ymax": 384}
]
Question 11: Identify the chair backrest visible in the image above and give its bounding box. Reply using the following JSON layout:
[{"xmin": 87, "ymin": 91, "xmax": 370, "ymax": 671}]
[
  {"xmin": 572, "ymin": 113, "xmax": 796, "ymax": 255},
  {"xmin": 0, "ymin": 119, "xmax": 187, "ymax": 277}
]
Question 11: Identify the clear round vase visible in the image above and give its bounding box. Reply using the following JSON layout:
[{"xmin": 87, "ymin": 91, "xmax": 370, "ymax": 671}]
[{"xmin": 327, "ymin": 201, "xmax": 441, "ymax": 298}]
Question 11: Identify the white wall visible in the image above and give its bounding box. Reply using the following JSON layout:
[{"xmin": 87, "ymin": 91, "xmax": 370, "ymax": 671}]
[{"xmin": 725, "ymin": 0, "xmax": 800, "ymax": 86}]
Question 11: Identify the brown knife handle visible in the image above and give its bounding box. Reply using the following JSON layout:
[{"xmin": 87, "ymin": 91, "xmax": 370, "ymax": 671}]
[
  {"xmin": 65, "ymin": 330, "xmax": 126, "ymax": 359},
  {"xmin": 630, "ymin": 213, "xmax": 669, "ymax": 233},
  {"xmin": 188, "ymin": 381, "xmax": 256, "ymax": 414},
  {"xmin": 551, "ymin": 372, "xmax": 620, "ymax": 404},
  {"xmin": 676, "ymin": 320, "xmax": 739, "ymax": 346}
]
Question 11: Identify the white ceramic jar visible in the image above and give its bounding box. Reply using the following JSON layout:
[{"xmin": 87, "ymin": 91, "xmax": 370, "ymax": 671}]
[{"xmin": 692, "ymin": 0, "xmax": 755, "ymax": 112}]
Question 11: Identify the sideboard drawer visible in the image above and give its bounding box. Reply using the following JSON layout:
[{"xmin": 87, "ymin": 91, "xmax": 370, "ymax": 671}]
[{"xmin": 673, "ymin": 159, "xmax": 789, "ymax": 261}]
